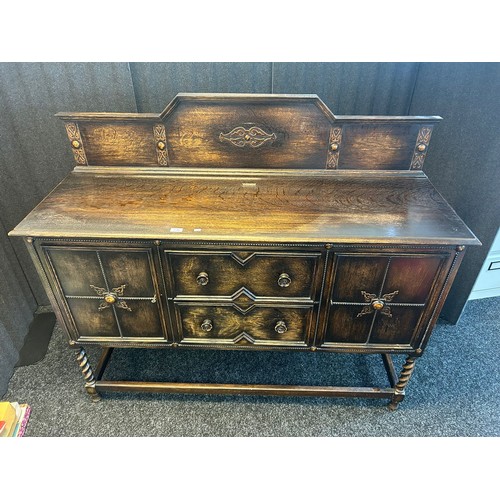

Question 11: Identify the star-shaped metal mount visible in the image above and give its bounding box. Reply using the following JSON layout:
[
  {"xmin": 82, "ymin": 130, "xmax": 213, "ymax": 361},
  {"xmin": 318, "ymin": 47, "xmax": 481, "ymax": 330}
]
[
  {"xmin": 90, "ymin": 284, "xmax": 132, "ymax": 312},
  {"xmin": 356, "ymin": 290, "xmax": 399, "ymax": 318}
]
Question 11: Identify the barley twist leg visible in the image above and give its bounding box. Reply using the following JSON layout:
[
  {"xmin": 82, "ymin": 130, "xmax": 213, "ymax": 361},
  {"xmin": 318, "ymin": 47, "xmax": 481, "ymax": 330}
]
[
  {"xmin": 388, "ymin": 355, "xmax": 416, "ymax": 411},
  {"xmin": 76, "ymin": 347, "xmax": 101, "ymax": 402}
]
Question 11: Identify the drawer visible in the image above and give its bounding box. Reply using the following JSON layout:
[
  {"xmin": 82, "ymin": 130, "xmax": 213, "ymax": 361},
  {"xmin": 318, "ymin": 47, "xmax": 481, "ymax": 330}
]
[
  {"xmin": 164, "ymin": 250, "xmax": 322, "ymax": 300},
  {"xmin": 40, "ymin": 244, "xmax": 168, "ymax": 342},
  {"xmin": 174, "ymin": 303, "xmax": 314, "ymax": 347},
  {"xmin": 322, "ymin": 251, "xmax": 453, "ymax": 348}
]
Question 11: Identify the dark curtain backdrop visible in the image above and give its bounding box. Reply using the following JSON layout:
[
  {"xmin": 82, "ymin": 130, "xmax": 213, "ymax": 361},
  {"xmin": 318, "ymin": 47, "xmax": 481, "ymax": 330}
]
[{"xmin": 1, "ymin": 62, "xmax": 499, "ymax": 394}]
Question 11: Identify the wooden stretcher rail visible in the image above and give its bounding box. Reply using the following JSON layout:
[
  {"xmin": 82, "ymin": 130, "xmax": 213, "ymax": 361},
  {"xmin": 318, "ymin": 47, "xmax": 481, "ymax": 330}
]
[{"xmin": 95, "ymin": 380, "xmax": 396, "ymax": 399}]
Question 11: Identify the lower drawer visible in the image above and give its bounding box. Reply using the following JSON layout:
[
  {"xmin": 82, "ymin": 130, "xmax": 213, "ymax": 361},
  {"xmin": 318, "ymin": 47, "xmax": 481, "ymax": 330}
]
[{"xmin": 173, "ymin": 303, "xmax": 314, "ymax": 347}]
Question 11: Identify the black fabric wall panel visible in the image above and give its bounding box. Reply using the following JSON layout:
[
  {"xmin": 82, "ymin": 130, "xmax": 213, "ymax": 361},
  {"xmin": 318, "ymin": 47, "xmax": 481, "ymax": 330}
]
[
  {"xmin": 0, "ymin": 62, "xmax": 137, "ymax": 304},
  {"xmin": 130, "ymin": 62, "xmax": 272, "ymax": 113},
  {"xmin": 409, "ymin": 63, "xmax": 500, "ymax": 323},
  {"xmin": 272, "ymin": 62, "xmax": 419, "ymax": 115},
  {"xmin": 0, "ymin": 219, "xmax": 36, "ymax": 397}
]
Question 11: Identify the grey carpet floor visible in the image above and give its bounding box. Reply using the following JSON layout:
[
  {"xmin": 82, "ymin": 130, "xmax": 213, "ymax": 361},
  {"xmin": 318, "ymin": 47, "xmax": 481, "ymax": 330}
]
[{"xmin": 4, "ymin": 297, "xmax": 500, "ymax": 436}]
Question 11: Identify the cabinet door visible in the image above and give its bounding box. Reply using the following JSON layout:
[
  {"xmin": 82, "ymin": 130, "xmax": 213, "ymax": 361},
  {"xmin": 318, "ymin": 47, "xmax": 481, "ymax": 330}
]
[
  {"xmin": 41, "ymin": 245, "xmax": 168, "ymax": 342},
  {"xmin": 322, "ymin": 252, "xmax": 452, "ymax": 349}
]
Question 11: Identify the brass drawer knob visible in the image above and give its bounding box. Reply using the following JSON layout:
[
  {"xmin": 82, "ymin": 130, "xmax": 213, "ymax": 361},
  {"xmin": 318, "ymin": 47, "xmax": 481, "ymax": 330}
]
[
  {"xmin": 371, "ymin": 299, "xmax": 385, "ymax": 310},
  {"xmin": 277, "ymin": 273, "xmax": 292, "ymax": 288},
  {"xmin": 417, "ymin": 143, "xmax": 426, "ymax": 152},
  {"xmin": 275, "ymin": 320, "xmax": 288, "ymax": 334},
  {"xmin": 104, "ymin": 293, "xmax": 117, "ymax": 304},
  {"xmin": 201, "ymin": 319, "xmax": 213, "ymax": 332},
  {"xmin": 196, "ymin": 271, "xmax": 209, "ymax": 286}
]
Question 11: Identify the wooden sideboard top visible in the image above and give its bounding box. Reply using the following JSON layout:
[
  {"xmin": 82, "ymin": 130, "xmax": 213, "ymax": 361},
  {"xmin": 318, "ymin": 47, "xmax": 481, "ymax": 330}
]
[
  {"xmin": 10, "ymin": 94, "xmax": 479, "ymax": 247},
  {"xmin": 10, "ymin": 168, "xmax": 479, "ymax": 245}
]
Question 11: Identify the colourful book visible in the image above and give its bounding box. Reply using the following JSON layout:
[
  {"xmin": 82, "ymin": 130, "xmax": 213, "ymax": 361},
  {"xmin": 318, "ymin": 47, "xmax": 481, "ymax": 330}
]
[
  {"xmin": 0, "ymin": 402, "xmax": 18, "ymax": 437},
  {"xmin": 12, "ymin": 404, "xmax": 31, "ymax": 437}
]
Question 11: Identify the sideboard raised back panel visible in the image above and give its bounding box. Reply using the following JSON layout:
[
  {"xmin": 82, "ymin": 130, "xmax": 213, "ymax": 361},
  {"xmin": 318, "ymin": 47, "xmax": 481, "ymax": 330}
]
[
  {"xmin": 56, "ymin": 94, "xmax": 441, "ymax": 171},
  {"xmin": 10, "ymin": 93, "xmax": 479, "ymax": 409}
]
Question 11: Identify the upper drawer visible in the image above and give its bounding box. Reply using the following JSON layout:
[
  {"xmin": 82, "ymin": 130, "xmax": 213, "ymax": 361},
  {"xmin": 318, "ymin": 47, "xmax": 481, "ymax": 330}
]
[{"xmin": 163, "ymin": 250, "xmax": 322, "ymax": 300}]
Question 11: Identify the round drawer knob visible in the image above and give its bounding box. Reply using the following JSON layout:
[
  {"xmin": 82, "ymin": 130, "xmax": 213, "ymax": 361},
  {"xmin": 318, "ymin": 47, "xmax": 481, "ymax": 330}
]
[
  {"xmin": 157, "ymin": 140, "xmax": 166, "ymax": 150},
  {"xmin": 201, "ymin": 319, "xmax": 213, "ymax": 332},
  {"xmin": 277, "ymin": 273, "xmax": 291, "ymax": 288},
  {"xmin": 371, "ymin": 299, "xmax": 385, "ymax": 311},
  {"xmin": 417, "ymin": 143, "xmax": 426, "ymax": 152},
  {"xmin": 275, "ymin": 320, "xmax": 288, "ymax": 334},
  {"xmin": 71, "ymin": 140, "xmax": 81, "ymax": 149},
  {"xmin": 196, "ymin": 271, "xmax": 209, "ymax": 286},
  {"xmin": 104, "ymin": 293, "xmax": 117, "ymax": 304}
]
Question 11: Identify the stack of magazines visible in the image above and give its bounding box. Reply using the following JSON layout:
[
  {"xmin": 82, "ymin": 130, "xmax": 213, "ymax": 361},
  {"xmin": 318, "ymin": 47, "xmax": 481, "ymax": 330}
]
[{"xmin": 0, "ymin": 401, "xmax": 31, "ymax": 437}]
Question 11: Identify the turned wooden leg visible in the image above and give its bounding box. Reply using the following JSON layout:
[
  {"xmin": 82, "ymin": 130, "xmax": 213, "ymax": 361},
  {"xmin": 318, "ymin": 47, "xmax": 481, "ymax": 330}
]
[
  {"xmin": 388, "ymin": 355, "xmax": 416, "ymax": 411},
  {"xmin": 76, "ymin": 347, "xmax": 101, "ymax": 402}
]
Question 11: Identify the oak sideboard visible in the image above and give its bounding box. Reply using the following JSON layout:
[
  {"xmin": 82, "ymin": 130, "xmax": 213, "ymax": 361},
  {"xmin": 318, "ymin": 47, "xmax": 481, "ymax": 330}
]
[{"xmin": 10, "ymin": 93, "xmax": 480, "ymax": 409}]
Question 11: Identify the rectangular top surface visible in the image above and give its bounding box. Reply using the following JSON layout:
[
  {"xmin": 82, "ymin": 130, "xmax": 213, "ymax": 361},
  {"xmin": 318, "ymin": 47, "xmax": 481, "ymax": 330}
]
[{"xmin": 10, "ymin": 169, "xmax": 479, "ymax": 245}]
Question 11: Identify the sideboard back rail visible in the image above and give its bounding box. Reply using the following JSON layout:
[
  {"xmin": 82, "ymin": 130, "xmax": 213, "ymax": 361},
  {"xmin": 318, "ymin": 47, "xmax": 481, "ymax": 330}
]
[{"xmin": 56, "ymin": 93, "xmax": 441, "ymax": 171}]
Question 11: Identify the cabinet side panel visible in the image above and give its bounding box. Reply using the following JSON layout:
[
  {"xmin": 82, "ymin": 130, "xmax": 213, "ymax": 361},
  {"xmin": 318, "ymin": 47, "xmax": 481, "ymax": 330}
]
[{"xmin": 26, "ymin": 239, "xmax": 78, "ymax": 343}]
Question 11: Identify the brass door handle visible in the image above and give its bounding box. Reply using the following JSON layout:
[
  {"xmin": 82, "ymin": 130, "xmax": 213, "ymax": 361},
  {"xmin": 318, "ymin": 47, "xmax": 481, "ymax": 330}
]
[
  {"xmin": 277, "ymin": 273, "xmax": 291, "ymax": 288},
  {"xmin": 275, "ymin": 320, "xmax": 288, "ymax": 334},
  {"xmin": 201, "ymin": 319, "xmax": 213, "ymax": 332},
  {"xmin": 196, "ymin": 271, "xmax": 209, "ymax": 286},
  {"xmin": 356, "ymin": 290, "xmax": 399, "ymax": 318},
  {"xmin": 104, "ymin": 293, "xmax": 117, "ymax": 304}
]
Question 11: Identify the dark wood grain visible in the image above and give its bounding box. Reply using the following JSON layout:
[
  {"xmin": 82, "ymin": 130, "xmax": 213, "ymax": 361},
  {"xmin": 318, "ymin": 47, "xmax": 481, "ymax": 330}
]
[
  {"xmin": 322, "ymin": 250, "xmax": 453, "ymax": 348},
  {"xmin": 9, "ymin": 170, "xmax": 480, "ymax": 246},
  {"xmin": 163, "ymin": 99, "xmax": 331, "ymax": 169},
  {"xmin": 370, "ymin": 307, "xmax": 423, "ymax": 344},
  {"xmin": 325, "ymin": 306, "xmax": 374, "ymax": 343},
  {"xmin": 175, "ymin": 304, "xmax": 313, "ymax": 346},
  {"xmin": 9, "ymin": 92, "xmax": 480, "ymax": 406},
  {"xmin": 338, "ymin": 123, "xmax": 420, "ymax": 170},
  {"xmin": 79, "ymin": 121, "xmax": 158, "ymax": 166},
  {"xmin": 331, "ymin": 255, "xmax": 388, "ymax": 302},
  {"xmin": 55, "ymin": 93, "xmax": 441, "ymax": 170},
  {"xmin": 66, "ymin": 298, "xmax": 120, "ymax": 337},
  {"xmin": 39, "ymin": 244, "xmax": 168, "ymax": 342},
  {"xmin": 165, "ymin": 250, "xmax": 321, "ymax": 299},
  {"xmin": 95, "ymin": 380, "xmax": 396, "ymax": 398}
]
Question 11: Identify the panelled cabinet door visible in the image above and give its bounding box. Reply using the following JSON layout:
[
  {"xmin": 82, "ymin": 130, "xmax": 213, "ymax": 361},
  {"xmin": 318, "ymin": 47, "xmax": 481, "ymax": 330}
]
[
  {"xmin": 322, "ymin": 251, "xmax": 453, "ymax": 349},
  {"xmin": 40, "ymin": 244, "xmax": 168, "ymax": 342}
]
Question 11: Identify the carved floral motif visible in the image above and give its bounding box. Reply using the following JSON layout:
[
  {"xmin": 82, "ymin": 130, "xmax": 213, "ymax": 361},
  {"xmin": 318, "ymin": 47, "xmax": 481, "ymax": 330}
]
[
  {"xmin": 153, "ymin": 123, "xmax": 169, "ymax": 166},
  {"xmin": 410, "ymin": 126, "xmax": 433, "ymax": 170},
  {"xmin": 90, "ymin": 283, "xmax": 132, "ymax": 312},
  {"xmin": 356, "ymin": 289, "xmax": 399, "ymax": 318},
  {"xmin": 327, "ymin": 127, "xmax": 342, "ymax": 169},
  {"xmin": 65, "ymin": 122, "xmax": 87, "ymax": 165},
  {"xmin": 219, "ymin": 126, "xmax": 276, "ymax": 148}
]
